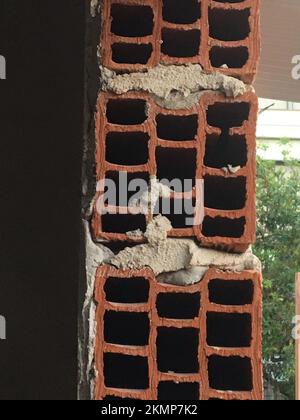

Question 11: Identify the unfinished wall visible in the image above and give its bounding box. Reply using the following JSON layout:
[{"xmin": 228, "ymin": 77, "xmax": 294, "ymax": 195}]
[{"xmin": 81, "ymin": 0, "xmax": 263, "ymax": 401}]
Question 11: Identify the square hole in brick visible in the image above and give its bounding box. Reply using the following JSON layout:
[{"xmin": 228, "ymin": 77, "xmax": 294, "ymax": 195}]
[
  {"xmin": 209, "ymin": 8, "xmax": 250, "ymax": 41},
  {"xmin": 204, "ymin": 134, "xmax": 248, "ymax": 169},
  {"xmin": 156, "ymin": 147, "xmax": 197, "ymax": 192},
  {"xmin": 104, "ymin": 353, "xmax": 149, "ymax": 390},
  {"xmin": 163, "ymin": 0, "xmax": 201, "ymax": 24},
  {"xmin": 209, "ymin": 46, "xmax": 249, "ymax": 69},
  {"xmin": 204, "ymin": 176, "xmax": 246, "ymax": 210},
  {"xmin": 161, "ymin": 29, "xmax": 201, "ymax": 58},
  {"xmin": 207, "ymin": 102, "xmax": 250, "ymax": 129},
  {"xmin": 207, "ymin": 312, "xmax": 252, "ymax": 348},
  {"xmin": 104, "ymin": 276, "xmax": 150, "ymax": 304},
  {"xmin": 202, "ymin": 216, "xmax": 246, "ymax": 238},
  {"xmin": 158, "ymin": 381, "xmax": 200, "ymax": 400},
  {"xmin": 112, "ymin": 43, "xmax": 153, "ymax": 65},
  {"xmin": 111, "ymin": 4, "xmax": 154, "ymax": 37},
  {"xmin": 209, "ymin": 279, "xmax": 254, "ymax": 306},
  {"xmin": 156, "ymin": 292, "xmax": 200, "ymax": 320},
  {"xmin": 106, "ymin": 99, "xmax": 148, "ymax": 125},
  {"xmin": 101, "ymin": 213, "xmax": 147, "ymax": 234},
  {"xmin": 104, "ymin": 172, "xmax": 150, "ymax": 207},
  {"xmin": 208, "ymin": 356, "xmax": 253, "ymax": 391},
  {"xmin": 157, "ymin": 327, "xmax": 199, "ymax": 374},
  {"xmin": 104, "ymin": 311, "xmax": 150, "ymax": 346},
  {"xmin": 106, "ymin": 132, "xmax": 150, "ymax": 166},
  {"xmin": 154, "ymin": 197, "xmax": 196, "ymax": 229},
  {"xmin": 156, "ymin": 114, "xmax": 198, "ymax": 141}
]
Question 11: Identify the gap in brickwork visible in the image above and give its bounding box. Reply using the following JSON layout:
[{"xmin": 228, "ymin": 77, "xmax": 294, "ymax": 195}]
[
  {"xmin": 101, "ymin": 213, "xmax": 147, "ymax": 234},
  {"xmin": 106, "ymin": 99, "xmax": 148, "ymax": 125},
  {"xmin": 209, "ymin": 279, "xmax": 254, "ymax": 305},
  {"xmin": 208, "ymin": 356, "xmax": 253, "ymax": 391},
  {"xmin": 111, "ymin": 4, "xmax": 154, "ymax": 37},
  {"xmin": 156, "ymin": 114, "xmax": 199, "ymax": 141},
  {"xmin": 157, "ymin": 327, "xmax": 199, "ymax": 374},
  {"xmin": 103, "ymin": 241, "xmax": 143, "ymax": 254},
  {"xmin": 104, "ymin": 171, "xmax": 150, "ymax": 207},
  {"xmin": 206, "ymin": 312, "xmax": 252, "ymax": 348},
  {"xmin": 161, "ymin": 29, "xmax": 201, "ymax": 58},
  {"xmin": 158, "ymin": 381, "xmax": 200, "ymax": 400},
  {"xmin": 112, "ymin": 43, "xmax": 153, "ymax": 64},
  {"xmin": 104, "ymin": 353, "xmax": 149, "ymax": 390},
  {"xmin": 106, "ymin": 132, "xmax": 149, "ymax": 166},
  {"xmin": 209, "ymin": 8, "xmax": 250, "ymax": 41},
  {"xmin": 202, "ymin": 216, "xmax": 246, "ymax": 238},
  {"xmin": 154, "ymin": 197, "xmax": 196, "ymax": 229},
  {"xmin": 209, "ymin": 46, "xmax": 249, "ymax": 68},
  {"xmin": 156, "ymin": 147, "xmax": 197, "ymax": 192},
  {"xmin": 104, "ymin": 311, "xmax": 150, "ymax": 346},
  {"xmin": 207, "ymin": 102, "xmax": 250, "ymax": 129},
  {"xmin": 163, "ymin": 0, "xmax": 201, "ymax": 24},
  {"xmin": 204, "ymin": 134, "xmax": 248, "ymax": 169},
  {"xmin": 104, "ymin": 277, "xmax": 150, "ymax": 304},
  {"xmin": 204, "ymin": 176, "xmax": 247, "ymax": 210},
  {"xmin": 156, "ymin": 292, "xmax": 201, "ymax": 319}
]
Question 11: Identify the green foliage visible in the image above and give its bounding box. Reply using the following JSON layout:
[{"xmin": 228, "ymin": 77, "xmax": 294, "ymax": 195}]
[{"xmin": 254, "ymin": 146, "xmax": 300, "ymax": 400}]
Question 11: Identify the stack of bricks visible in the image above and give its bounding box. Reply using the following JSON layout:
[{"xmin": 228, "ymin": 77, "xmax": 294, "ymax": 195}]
[{"xmin": 91, "ymin": 0, "xmax": 263, "ymax": 400}]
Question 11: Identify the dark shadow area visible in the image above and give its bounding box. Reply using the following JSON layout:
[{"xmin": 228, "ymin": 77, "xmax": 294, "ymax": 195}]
[
  {"xmin": 204, "ymin": 176, "xmax": 247, "ymax": 210},
  {"xmin": 106, "ymin": 132, "xmax": 149, "ymax": 166},
  {"xmin": 112, "ymin": 43, "xmax": 153, "ymax": 64},
  {"xmin": 111, "ymin": 4, "xmax": 154, "ymax": 37},
  {"xmin": 101, "ymin": 213, "xmax": 147, "ymax": 234},
  {"xmin": 106, "ymin": 99, "xmax": 148, "ymax": 125},
  {"xmin": 208, "ymin": 279, "xmax": 254, "ymax": 306},
  {"xmin": 158, "ymin": 381, "xmax": 200, "ymax": 400},
  {"xmin": 207, "ymin": 312, "xmax": 252, "ymax": 347},
  {"xmin": 154, "ymin": 197, "xmax": 196, "ymax": 229},
  {"xmin": 104, "ymin": 353, "xmax": 149, "ymax": 389},
  {"xmin": 210, "ymin": 46, "xmax": 249, "ymax": 68},
  {"xmin": 209, "ymin": 8, "xmax": 250, "ymax": 41},
  {"xmin": 156, "ymin": 114, "xmax": 199, "ymax": 141},
  {"xmin": 202, "ymin": 216, "xmax": 246, "ymax": 238},
  {"xmin": 204, "ymin": 134, "xmax": 248, "ymax": 169},
  {"xmin": 104, "ymin": 171, "xmax": 149, "ymax": 207},
  {"xmin": 161, "ymin": 29, "xmax": 201, "ymax": 58},
  {"xmin": 208, "ymin": 356, "xmax": 253, "ymax": 391},
  {"xmin": 163, "ymin": 0, "xmax": 201, "ymax": 24},
  {"xmin": 104, "ymin": 276, "xmax": 150, "ymax": 304}
]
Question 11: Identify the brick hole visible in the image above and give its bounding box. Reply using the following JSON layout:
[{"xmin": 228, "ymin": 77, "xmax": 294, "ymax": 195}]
[
  {"xmin": 156, "ymin": 292, "xmax": 200, "ymax": 319},
  {"xmin": 111, "ymin": 4, "xmax": 154, "ymax": 37},
  {"xmin": 106, "ymin": 132, "xmax": 149, "ymax": 166},
  {"xmin": 157, "ymin": 327, "xmax": 199, "ymax": 374},
  {"xmin": 156, "ymin": 147, "xmax": 197, "ymax": 192},
  {"xmin": 155, "ymin": 197, "xmax": 196, "ymax": 229},
  {"xmin": 106, "ymin": 99, "xmax": 148, "ymax": 125},
  {"xmin": 104, "ymin": 311, "xmax": 150, "ymax": 346},
  {"xmin": 162, "ymin": 0, "xmax": 201, "ymax": 24},
  {"xmin": 103, "ymin": 396, "xmax": 141, "ymax": 400},
  {"xmin": 202, "ymin": 216, "xmax": 246, "ymax": 238},
  {"xmin": 209, "ymin": 279, "xmax": 254, "ymax": 306},
  {"xmin": 104, "ymin": 353, "xmax": 149, "ymax": 390},
  {"xmin": 104, "ymin": 276, "xmax": 150, "ymax": 304},
  {"xmin": 112, "ymin": 43, "xmax": 153, "ymax": 64},
  {"xmin": 204, "ymin": 176, "xmax": 246, "ymax": 210},
  {"xmin": 209, "ymin": 8, "xmax": 250, "ymax": 41},
  {"xmin": 104, "ymin": 171, "xmax": 150, "ymax": 207},
  {"xmin": 101, "ymin": 213, "xmax": 147, "ymax": 234},
  {"xmin": 158, "ymin": 381, "xmax": 200, "ymax": 400},
  {"xmin": 207, "ymin": 312, "xmax": 252, "ymax": 348},
  {"xmin": 156, "ymin": 114, "xmax": 198, "ymax": 141},
  {"xmin": 161, "ymin": 29, "xmax": 201, "ymax": 58},
  {"xmin": 209, "ymin": 46, "xmax": 249, "ymax": 68},
  {"xmin": 207, "ymin": 102, "xmax": 250, "ymax": 129},
  {"xmin": 204, "ymin": 134, "xmax": 247, "ymax": 169},
  {"xmin": 208, "ymin": 356, "xmax": 253, "ymax": 391}
]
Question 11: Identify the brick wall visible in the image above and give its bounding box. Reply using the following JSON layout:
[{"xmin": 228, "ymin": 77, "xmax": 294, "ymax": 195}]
[{"xmin": 94, "ymin": 266, "xmax": 263, "ymax": 401}]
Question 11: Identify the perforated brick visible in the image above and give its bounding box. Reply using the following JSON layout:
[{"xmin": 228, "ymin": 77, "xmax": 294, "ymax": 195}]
[
  {"xmin": 92, "ymin": 90, "xmax": 258, "ymax": 252},
  {"xmin": 94, "ymin": 266, "xmax": 263, "ymax": 400},
  {"xmin": 100, "ymin": 0, "xmax": 261, "ymax": 83}
]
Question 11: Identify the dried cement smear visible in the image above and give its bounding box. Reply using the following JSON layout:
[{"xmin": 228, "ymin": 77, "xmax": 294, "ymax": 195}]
[
  {"xmin": 101, "ymin": 64, "xmax": 248, "ymax": 109},
  {"xmin": 110, "ymin": 216, "xmax": 261, "ymax": 286}
]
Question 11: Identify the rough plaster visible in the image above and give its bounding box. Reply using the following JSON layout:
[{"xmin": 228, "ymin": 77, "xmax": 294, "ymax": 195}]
[
  {"xmin": 111, "ymin": 216, "xmax": 261, "ymax": 286},
  {"xmin": 101, "ymin": 64, "xmax": 249, "ymax": 109}
]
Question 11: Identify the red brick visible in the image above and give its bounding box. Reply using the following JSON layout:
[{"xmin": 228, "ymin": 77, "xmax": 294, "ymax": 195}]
[
  {"xmin": 100, "ymin": 0, "xmax": 261, "ymax": 83},
  {"xmin": 92, "ymin": 90, "xmax": 258, "ymax": 252},
  {"xmin": 94, "ymin": 266, "xmax": 263, "ymax": 400}
]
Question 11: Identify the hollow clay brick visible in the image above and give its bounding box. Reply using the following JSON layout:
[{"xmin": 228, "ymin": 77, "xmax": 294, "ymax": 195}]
[
  {"xmin": 100, "ymin": 0, "xmax": 261, "ymax": 84},
  {"xmin": 92, "ymin": 90, "xmax": 258, "ymax": 252},
  {"xmin": 94, "ymin": 266, "xmax": 263, "ymax": 401}
]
